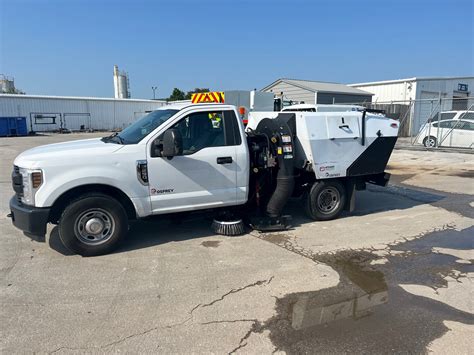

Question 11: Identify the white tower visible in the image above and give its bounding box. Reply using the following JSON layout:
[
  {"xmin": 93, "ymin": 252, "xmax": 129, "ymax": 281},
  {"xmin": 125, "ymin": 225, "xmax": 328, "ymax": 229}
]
[
  {"xmin": 0, "ymin": 74, "xmax": 16, "ymax": 93},
  {"xmin": 113, "ymin": 65, "xmax": 130, "ymax": 99}
]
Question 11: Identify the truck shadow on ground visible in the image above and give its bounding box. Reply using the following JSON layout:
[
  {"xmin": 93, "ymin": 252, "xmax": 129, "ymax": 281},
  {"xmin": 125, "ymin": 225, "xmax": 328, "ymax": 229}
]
[
  {"xmin": 48, "ymin": 185, "xmax": 445, "ymax": 256},
  {"xmin": 286, "ymin": 184, "xmax": 444, "ymax": 229},
  {"xmin": 48, "ymin": 214, "xmax": 220, "ymax": 256}
]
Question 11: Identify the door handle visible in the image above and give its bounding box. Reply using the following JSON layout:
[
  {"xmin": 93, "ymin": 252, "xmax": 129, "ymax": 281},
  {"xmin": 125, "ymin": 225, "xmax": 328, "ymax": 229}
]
[{"xmin": 217, "ymin": 156, "xmax": 233, "ymax": 164}]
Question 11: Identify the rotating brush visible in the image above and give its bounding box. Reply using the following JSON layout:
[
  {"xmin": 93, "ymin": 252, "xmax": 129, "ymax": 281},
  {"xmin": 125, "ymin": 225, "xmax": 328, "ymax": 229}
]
[
  {"xmin": 211, "ymin": 219, "xmax": 245, "ymax": 236},
  {"xmin": 211, "ymin": 211, "xmax": 246, "ymax": 236}
]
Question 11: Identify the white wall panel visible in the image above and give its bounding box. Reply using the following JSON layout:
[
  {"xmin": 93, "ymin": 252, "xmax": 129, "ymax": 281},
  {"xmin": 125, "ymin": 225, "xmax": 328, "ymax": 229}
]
[
  {"xmin": 263, "ymin": 82, "xmax": 315, "ymax": 104},
  {"xmin": 0, "ymin": 95, "xmax": 166, "ymax": 132}
]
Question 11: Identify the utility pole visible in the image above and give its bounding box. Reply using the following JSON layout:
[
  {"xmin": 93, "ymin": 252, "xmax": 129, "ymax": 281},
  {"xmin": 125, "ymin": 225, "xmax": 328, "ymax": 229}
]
[{"xmin": 151, "ymin": 86, "xmax": 158, "ymax": 100}]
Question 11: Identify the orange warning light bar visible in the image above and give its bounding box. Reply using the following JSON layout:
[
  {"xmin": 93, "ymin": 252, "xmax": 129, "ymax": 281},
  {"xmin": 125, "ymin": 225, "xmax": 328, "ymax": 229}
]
[{"xmin": 191, "ymin": 92, "xmax": 225, "ymax": 104}]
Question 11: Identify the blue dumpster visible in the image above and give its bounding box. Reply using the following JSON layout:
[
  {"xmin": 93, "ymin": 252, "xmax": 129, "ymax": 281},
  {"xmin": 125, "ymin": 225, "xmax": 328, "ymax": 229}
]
[{"xmin": 0, "ymin": 117, "xmax": 28, "ymax": 137}]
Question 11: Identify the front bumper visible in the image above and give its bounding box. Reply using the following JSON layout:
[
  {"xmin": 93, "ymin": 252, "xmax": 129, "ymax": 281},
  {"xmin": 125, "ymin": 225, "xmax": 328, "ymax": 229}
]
[{"xmin": 9, "ymin": 197, "xmax": 50, "ymax": 236}]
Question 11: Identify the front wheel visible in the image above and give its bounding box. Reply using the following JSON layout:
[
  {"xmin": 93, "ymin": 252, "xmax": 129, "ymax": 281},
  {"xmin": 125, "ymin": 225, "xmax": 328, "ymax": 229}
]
[
  {"xmin": 423, "ymin": 136, "xmax": 437, "ymax": 148},
  {"xmin": 58, "ymin": 193, "xmax": 128, "ymax": 256},
  {"xmin": 305, "ymin": 180, "xmax": 346, "ymax": 221}
]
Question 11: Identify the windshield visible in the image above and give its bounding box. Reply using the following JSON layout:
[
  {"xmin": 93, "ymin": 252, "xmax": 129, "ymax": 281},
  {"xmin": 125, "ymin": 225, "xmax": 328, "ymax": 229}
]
[{"xmin": 112, "ymin": 109, "xmax": 179, "ymax": 144}]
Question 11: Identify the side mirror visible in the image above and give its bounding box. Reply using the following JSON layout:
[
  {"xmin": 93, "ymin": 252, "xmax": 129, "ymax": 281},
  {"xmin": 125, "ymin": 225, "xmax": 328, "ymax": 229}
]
[{"xmin": 162, "ymin": 128, "xmax": 183, "ymax": 158}]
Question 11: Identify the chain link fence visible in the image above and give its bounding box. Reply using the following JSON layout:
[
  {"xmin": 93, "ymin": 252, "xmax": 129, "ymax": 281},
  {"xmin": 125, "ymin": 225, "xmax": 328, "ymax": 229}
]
[{"xmin": 351, "ymin": 97, "xmax": 474, "ymax": 149}]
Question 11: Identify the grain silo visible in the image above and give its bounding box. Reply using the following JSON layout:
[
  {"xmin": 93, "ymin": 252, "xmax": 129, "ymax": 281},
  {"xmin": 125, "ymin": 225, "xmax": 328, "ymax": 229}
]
[
  {"xmin": 113, "ymin": 65, "xmax": 131, "ymax": 99},
  {"xmin": 0, "ymin": 74, "xmax": 16, "ymax": 93}
]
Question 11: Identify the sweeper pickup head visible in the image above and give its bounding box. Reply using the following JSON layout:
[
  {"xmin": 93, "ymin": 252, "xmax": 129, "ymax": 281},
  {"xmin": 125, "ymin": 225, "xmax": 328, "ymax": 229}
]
[{"xmin": 211, "ymin": 211, "xmax": 246, "ymax": 236}]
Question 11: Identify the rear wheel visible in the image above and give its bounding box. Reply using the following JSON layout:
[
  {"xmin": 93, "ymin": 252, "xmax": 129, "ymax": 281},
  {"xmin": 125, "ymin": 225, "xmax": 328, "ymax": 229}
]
[
  {"xmin": 58, "ymin": 193, "xmax": 128, "ymax": 256},
  {"xmin": 423, "ymin": 136, "xmax": 437, "ymax": 148},
  {"xmin": 305, "ymin": 180, "xmax": 346, "ymax": 221}
]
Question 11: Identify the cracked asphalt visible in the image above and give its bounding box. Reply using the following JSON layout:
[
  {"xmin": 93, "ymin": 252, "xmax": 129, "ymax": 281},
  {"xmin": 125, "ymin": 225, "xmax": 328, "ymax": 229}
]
[{"xmin": 1, "ymin": 133, "xmax": 473, "ymax": 354}]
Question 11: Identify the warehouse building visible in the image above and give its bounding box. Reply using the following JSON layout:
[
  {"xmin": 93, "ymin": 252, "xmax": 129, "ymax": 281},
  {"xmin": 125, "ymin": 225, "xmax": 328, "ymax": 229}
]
[
  {"xmin": 349, "ymin": 76, "xmax": 474, "ymax": 134},
  {"xmin": 261, "ymin": 78, "xmax": 373, "ymax": 105},
  {"xmin": 0, "ymin": 94, "xmax": 166, "ymax": 133}
]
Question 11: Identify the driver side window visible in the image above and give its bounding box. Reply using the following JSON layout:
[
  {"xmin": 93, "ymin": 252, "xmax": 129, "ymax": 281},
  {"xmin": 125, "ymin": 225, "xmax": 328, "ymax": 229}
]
[{"xmin": 172, "ymin": 111, "xmax": 226, "ymax": 155}]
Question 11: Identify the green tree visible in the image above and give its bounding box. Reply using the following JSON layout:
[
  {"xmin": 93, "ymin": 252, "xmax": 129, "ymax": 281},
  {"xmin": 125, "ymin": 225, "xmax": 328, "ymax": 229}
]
[
  {"xmin": 168, "ymin": 88, "xmax": 186, "ymax": 101},
  {"xmin": 185, "ymin": 88, "xmax": 210, "ymax": 100}
]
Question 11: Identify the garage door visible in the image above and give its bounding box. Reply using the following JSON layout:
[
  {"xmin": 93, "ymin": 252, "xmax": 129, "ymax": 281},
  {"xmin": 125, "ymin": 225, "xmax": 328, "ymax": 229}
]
[
  {"xmin": 63, "ymin": 113, "xmax": 91, "ymax": 131},
  {"xmin": 452, "ymin": 92, "xmax": 468, "ymax": 111},
  {"xmin": 416, "ymin": 92, "xmax": 442, "ymax": 132}
]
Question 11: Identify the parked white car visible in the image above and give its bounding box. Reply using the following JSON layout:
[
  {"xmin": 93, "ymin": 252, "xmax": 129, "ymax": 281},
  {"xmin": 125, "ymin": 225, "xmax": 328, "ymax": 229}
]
[{"xmin": 417, "ymin": 110, "xmax": 474, "ymax": 148}]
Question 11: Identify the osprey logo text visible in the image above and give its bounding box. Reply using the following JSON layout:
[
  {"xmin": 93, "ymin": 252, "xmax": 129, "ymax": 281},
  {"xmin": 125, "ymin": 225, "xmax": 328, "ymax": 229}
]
[
  {"xmin": 151, "ymin": 188, "xmax": 175, "ymax": 194},
  {"xmin": 319, "ymin": 165, "xmax": 335, "ymax": 172}
]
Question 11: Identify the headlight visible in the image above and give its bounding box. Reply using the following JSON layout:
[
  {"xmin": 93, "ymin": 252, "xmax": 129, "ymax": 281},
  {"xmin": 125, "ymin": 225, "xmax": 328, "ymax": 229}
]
[{"xmin": 19, "ymin": 168, "xmax": 43, "ymax": 206}]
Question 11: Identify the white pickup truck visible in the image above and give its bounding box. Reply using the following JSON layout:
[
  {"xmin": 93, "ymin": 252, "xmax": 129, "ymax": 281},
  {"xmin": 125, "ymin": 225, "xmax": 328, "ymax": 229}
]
[{"xmin": 10, "ymin": 101, "xmax": 399, "ymax": 256}]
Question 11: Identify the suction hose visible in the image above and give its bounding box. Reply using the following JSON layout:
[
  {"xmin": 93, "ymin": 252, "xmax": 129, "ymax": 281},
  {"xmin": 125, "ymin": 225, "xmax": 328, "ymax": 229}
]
[
  {"xmin": 266, "ymin": 167, "xmax": 294, "ymax": 218},
  {"xmin": 255, "ymin": 117, "xmax": 295, "ymax": 218}
]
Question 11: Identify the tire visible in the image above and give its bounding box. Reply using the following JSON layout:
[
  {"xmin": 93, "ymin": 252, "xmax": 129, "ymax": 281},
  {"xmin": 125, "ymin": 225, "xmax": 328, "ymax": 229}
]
[
  {"xmin": 423, "ymin": 136, "xmax": 437, "ymax": 148},
  {"xmin": 58, "ymin": 193, "xmax": 128, "ymax": 256},
  {"xmin": 305, "ymin": 180, "xmax": 346, "ymax": 221}
]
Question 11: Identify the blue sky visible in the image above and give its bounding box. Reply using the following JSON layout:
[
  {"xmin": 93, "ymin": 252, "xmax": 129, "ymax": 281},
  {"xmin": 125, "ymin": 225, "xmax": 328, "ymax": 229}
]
[{"xmin": 1, "ymin": 0, "xmax": 473, "ymax": 99}]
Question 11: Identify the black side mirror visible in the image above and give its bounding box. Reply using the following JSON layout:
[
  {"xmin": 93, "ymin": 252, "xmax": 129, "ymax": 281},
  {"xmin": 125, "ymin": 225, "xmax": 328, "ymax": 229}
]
[
  {"xmin": 151, "ymin": 138, "xmax": 163, "ymax": 157},
  {"xmin": 162, "ymin": 128, "xmax": 183, "ymax": 158}
]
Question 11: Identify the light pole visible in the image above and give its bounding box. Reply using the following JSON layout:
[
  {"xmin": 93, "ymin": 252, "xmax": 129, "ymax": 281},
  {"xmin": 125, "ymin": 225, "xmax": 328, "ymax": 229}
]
[{"xmin": 152, "ymin": 86, "xmax": 158, "ymax": 100}]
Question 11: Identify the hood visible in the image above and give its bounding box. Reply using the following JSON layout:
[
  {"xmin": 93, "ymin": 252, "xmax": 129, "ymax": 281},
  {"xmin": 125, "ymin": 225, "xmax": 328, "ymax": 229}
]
[{"xmin": 14, "ymin": 138, "xmax": 125, "ymax": 169}]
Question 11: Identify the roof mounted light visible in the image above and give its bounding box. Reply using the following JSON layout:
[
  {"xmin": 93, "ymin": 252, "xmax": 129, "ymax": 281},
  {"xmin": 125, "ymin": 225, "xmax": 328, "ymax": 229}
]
[{"xmin": 191, "ymin": 92, "xmax": 225, "ymax": 104}]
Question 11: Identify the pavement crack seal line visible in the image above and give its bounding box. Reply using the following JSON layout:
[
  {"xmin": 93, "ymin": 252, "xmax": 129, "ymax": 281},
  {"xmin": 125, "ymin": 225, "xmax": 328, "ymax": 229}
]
[
  {"xmin": 200, "ymin": 318, "xmax": 258, "ymax": 325},
  {"xmin": 48, "ymin": 323, "xmax": 163, "ymax": 353},
  {"xmin": 198, "ymin": 276, "xmax": 274, "ymax": 309},
  {"xmin": 226, "ymin": 316, "xmax": 287, "ymax": 354},
  {"xmin": 181, "ymin": 277, "xmax": 273, "ymax": 354},
  {"xmin": 165, "ymin": 277, "xmax": 274, "ymax": 329},
  {"xmin": 227, "ymin": 320, "xmax": 261, "ymax": 354}
]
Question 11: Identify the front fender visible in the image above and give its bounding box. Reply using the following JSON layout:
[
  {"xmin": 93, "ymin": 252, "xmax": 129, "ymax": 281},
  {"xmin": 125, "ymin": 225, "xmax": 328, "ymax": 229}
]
[{"xmin": 35, "ymin": 165, "xmax": 150, "ymax": 213}]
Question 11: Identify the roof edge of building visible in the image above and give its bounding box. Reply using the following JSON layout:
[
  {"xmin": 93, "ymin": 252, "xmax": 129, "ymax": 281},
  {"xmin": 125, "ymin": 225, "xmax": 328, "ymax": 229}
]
[
  {"xmin": 262, "ymin": 78, "xmax": 373, "ymax": 95},
  {"xmin": 0, "ymin": 93, "xmax": 167, "ymax": 103},
  {"xmin": 349, "ymin": 76, "xmax": 474, "ymax": 87},
  {"xmin": 260, "ymin": 78, "xmax": 284, "ymax": 92}
]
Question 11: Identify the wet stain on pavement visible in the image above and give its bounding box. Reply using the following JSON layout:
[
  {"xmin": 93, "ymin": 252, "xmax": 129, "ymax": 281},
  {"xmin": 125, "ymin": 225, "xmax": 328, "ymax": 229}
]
[
  {"xmin": 243, "ymin": 226, "xmax": 474, "ymax": 354},
  {"xmin": 201, "ymin": 240, "xmax": 221, "ymax": 248},
  {"xmin": 432, "ymin": 169, "xmax": 474, "ymax": 179},
  {"xmin": 370, "ymin": 176, "xmax": 474, "ymax": 219},
  {"xmin": 260, "ymin": 233, "xmax": 292, "ymax": 245}
]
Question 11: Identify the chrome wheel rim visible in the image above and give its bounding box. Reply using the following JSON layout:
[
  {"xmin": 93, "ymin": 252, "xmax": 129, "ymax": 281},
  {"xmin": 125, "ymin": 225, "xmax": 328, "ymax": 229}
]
[
  {"xmin": 317, "ymin": 188, "xmax": 340, "ymax": 214},
  {"xmin": 74, "ymin": 208, "xmax": 115, "ymax": 245},
  {"xmin": 426, "ymin": 138, "xmax": 436, "ymax": 147}
]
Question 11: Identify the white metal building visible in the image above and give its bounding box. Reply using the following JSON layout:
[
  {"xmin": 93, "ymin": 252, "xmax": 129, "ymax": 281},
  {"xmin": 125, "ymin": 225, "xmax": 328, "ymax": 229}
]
[
  {"xmin": 262, "ymin": 78, "xmax": 373, "ymax": 105},
  {"xmin": 0, "ymin": 94, "xmax": 166, "ymax": 132},
  {"xmin": 349, "ymin": 76, "xmax": 474, "ymax": 133}
]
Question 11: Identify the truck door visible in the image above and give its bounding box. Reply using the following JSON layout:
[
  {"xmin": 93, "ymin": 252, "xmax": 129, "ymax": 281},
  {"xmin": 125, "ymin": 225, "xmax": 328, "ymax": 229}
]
[{"xmin": 147, "ymin": 109, "xmax": 242, "ymax": 213}]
